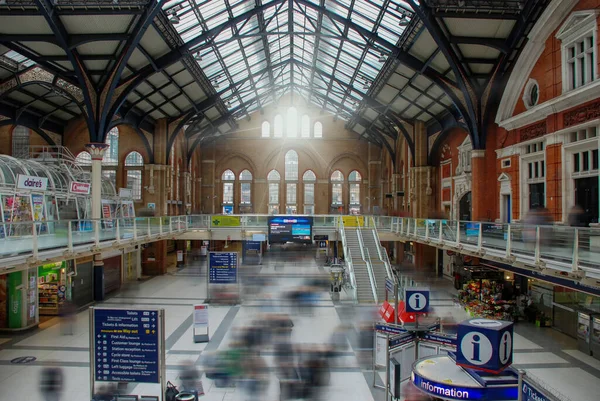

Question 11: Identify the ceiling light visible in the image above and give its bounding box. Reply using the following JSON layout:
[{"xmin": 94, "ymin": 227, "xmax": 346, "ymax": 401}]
[
  {"xmin": 378, "ymin": 53, "xmax": 386, "ymax": 62},
  {"xmin": 170, "ymin": 13, "xmax": 180, "ymax": 24},
  {"xmin": 458, "ymin": 0, "xmax": 466, "ymax": 6},
  {"xmin": 399, "ymin": 17, "xmax": 409, "ymax": 27},
  {"xmin": 194, "ymin": 52, "xmax": 202, "ymax": 61}
]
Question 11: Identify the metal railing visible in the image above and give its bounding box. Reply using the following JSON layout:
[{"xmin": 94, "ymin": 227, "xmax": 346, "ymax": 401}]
[
  {"xmin": 0, "ymin": 214, "xmax": 598, "ymax": 283},
  {"xmin": 356, "ymin": 227, "xmax": 379, "ymax": 303},
  {"xmin": 376, "ymin": 217, "xmax": 600, "ymax": 277},
  {"xmin": 338, "ymin": 218, "xmax": 357, "ymax": 292}
]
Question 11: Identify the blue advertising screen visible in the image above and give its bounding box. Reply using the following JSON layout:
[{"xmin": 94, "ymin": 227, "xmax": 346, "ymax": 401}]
[
  {"xmin": 268, "ymin": 216, "xmax": 313, "ymax": 243},
  {"xmin": 93, "ymin": 308, "xmax": 160, "ymax": 383},
  {"xmin": 209, "ymin": 252, "xmax": 238, "ymax": 284}
]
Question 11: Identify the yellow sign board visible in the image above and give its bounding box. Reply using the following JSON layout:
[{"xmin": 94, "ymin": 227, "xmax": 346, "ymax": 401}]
[
  {"xmin": 211, "ymin": 215, "xmax": 241, "ymax": 227},
  {"xmin": 342, "ymin": 216, "xmax": 364, "ymax": 227}
]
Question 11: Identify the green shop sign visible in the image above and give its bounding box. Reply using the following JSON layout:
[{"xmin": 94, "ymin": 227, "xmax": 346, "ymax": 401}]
[{"xmin": 7, "ymin": 272, "xmax": 22, "ymax": 329}]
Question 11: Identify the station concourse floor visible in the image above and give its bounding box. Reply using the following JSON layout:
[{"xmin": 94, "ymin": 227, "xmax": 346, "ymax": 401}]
[{"xmin": 0, "ymin": 245, "xmax": 599, "ymax": 401}]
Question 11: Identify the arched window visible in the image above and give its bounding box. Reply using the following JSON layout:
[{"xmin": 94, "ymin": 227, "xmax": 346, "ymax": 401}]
[
  {"xmin": 287, "ymin": 107, "xmax": 297, "ymax": 137},
  {"xmin": 274, "ymin": 115, "xmax": 283, "ymax": 138},
  {"xmin": 102, "ymin": 127, "xmax": 119, "ymax": 188},
  {"xmin": 303, "ymin": 170, "xmax": 316, "ymax": 214},
  {"xmin": 222, "ymin": 169, "xmax": 235, "ymax": 213},
  {"xmin": 331, "ymin": 170, "xmax": 344, "ymax": 206},
  {"xmin": 125, "ymin": 151, "xmax": 144, "ymax": 201},
  {"xmin": 301, "ymin": 115, "xmax": 310, "ymax": 138},
  {"xmin": 285, "ymin": 150, "xmax": 298, "ymax": 180},
  {"xmin": 239, "ymin": 169, "xmax": 252, "ymax": 205},
  {"xmin": 261, "ymin": 121, "xmax": 270, "ymax": 138},
  {"xmin": 75, "ymin": 151, "xmax": 92, "ymax": 167},
  {"xmin": 314, "ymin": 121, "xmax": 323, "ymax": 138},
  {"xmin": 267, "ymin": 169, "xmax": 280, "ymax": 214},
  {"xmin": 348, "ymin": 170, "xmax": 362, "ymax": 214},
  {"xmin": 12, "ymin": 126, "xmax": 30, "ymax": 159}
]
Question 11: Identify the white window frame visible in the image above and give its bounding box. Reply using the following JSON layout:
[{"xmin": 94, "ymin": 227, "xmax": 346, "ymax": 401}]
[
  {"xmin": 557, "ymin": 11, "xmax": 599, "ymax": 93},
  {"xmin": 520, "ymin": 143, "xmax": 546, "ymax": 217}
]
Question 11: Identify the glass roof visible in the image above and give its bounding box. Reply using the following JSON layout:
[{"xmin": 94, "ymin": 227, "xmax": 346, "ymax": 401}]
[
  {"xmin": 1, "ymin": 50, "xmax": 35, "ymax": 70},
  {"xmin": 163, "ymin": 0, "xmax": 415, "ymax": 121}
]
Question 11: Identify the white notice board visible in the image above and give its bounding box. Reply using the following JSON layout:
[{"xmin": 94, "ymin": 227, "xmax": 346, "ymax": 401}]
[{"xmin": 375, "ymin": 332, "xmax": 388, "ymax": 367}]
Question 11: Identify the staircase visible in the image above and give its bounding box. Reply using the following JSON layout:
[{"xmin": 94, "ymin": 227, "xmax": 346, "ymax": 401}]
[
  {"xmin": 343, "ymin": 228, "xmax": 376, "ymax": 303},
  {"xmin": 360, "ymin": 228, "xmax": 389, "ymax": 301}
]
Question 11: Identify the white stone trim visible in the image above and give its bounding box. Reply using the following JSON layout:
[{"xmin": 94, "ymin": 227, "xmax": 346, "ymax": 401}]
[
  {"xmin": 498, "ymin": 173, "xmax": 512, "ymax": 223},
  {"xmin": 522, "ymin": 79, "xmax": 540, "ymax": 109},
  {"xmin": 500, "ymin": 79, "xmax": 600, "ymax": 130},
  {"xmin": 471, "ymin": 149, "xmax": 485, "ymax": 158},
  {"xmin": 495, "ymin": 0, "xmax": 579, "ymax": 125},
  {"xmin": 558, "ymin": 10, "xmax": 599, "ymax": 93}
]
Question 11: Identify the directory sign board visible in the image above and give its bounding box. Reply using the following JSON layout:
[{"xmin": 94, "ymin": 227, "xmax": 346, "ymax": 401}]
[
  {"xmin": 208, "ymin": 252, "xmax": 238, "ymax": 284},
  {"xmin": 268, "ymin": 215, "xmax": 313, "ymax": 243},
  {"xmin": 90, "ymin": 308, "xmax": 164, "ymax": 385}
]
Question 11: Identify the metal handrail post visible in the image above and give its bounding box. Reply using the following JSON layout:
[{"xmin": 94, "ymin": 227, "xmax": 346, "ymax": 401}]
[
  {"xmin": 133, "ymin": 219, "xmax": 138, "ymax": 241},
  {"xmin": 147, "ymin": 218, "xmax": 151, "ymax": 237},
  {"xmin": 116, "ymin": 219, "xmax": 121, "ymax": 242},
  {"xmin": 455, "ymin": 221, "xmax": 461, "ymax": 245},
  {"xmin": 505, "ymin": 225, "xmax": 512, "ymax": 258},
  {"xmin": 32, "ymin": 222, "xmax": 39, "ymax": 259},
  {"xmin": 425, "ymin": 221, "xmax": 429, "ymax": 240},
  {"xmin": 572, "ymin": 228, "xmax": 579, "ymax": 272},
  {"xmin": 159, "ymin": 217, "xmax": 163, "ymax": 235},
  {"xmin": 68, "ymin": 222, "xmax": 74, "ymax": 252},
  {"xmin": 535, "ymin": 226, "xmax": 541, "ymax": 264},
  {"xmin": 94, "ymin": 220, "xmax": 100, "ymax": 246},
  {"xmin": 438, "ymin": 220, "xmax": 443, "ymax": 242},
  {"xmin": 477, "ymin": 223, "xmax": 483, "ymax": 250}
]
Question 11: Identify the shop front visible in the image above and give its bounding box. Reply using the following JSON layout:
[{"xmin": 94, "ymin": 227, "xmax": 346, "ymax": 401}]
[
  {"xmin": 38, "ymin": 261, "xmax": 68, "ymax": 316},
  {"xmin": 457, "ymin": 266, "xmax": 517, "ymax": 321},
  {"xmin": 103, "ymin": 252, "xmax": 122, "ymax": 295},
  {"xmin": 0, "ymin": 268, "xmax": 38, "ymax": 331},
  {"xmin": 72, "ymin": 256, "xmax": 94, "ymax": 308}
]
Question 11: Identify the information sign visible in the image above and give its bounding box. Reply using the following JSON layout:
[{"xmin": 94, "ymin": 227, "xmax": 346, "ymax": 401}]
[
  {"xmin": 404, "ymin": 287, "xmax": 430, "ymax": 313},
  {"xmin": 208, "ymin": 252, "xmax": 238, "ymax": 284},
  {"xmin": 422, "ymin": 332, "xmax": 458, "ymax": 347},
  {"xmin": 92, "ymin": 308, "xmax": 161, "ymax": 384}
]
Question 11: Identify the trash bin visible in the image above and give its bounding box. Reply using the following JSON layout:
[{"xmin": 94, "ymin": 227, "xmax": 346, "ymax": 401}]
[{"xmin": 175, "ymin": 392, "xmax": 197, "ymax": 401}]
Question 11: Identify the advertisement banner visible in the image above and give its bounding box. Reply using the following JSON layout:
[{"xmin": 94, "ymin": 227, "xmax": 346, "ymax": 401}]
[
  {"xmin": 69, "ymin": 181, "xmax": 91, "ymax": 194},
  {"xmin": 211, "ymin": 215, "xmax": 241, "ymax": 227},
  {"xmin": 16, "ymin": 174, "xmax": 48, "ymax": 191},
  {"xmin": 7, "ymin": 272, "xmax": 22, "ymax": 329},
  {"xmin": 342, "ymin": 216, "xmax": 364, "ymax": 227}
]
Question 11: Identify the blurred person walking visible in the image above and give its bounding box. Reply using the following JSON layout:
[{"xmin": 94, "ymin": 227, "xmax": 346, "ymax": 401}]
[{"xmin": 39, "ymin": 367, "xmax": 63, "ymax": 401}]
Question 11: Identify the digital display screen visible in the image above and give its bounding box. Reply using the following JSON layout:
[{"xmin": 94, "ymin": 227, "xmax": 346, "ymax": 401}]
[{"xmin": 268, "ymin": 216, "xmax": 313, "ymax": 243}]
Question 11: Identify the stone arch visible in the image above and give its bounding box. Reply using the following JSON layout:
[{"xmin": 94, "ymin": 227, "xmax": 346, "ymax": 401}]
[
  {"xmin": 0, "ymin": 120, "xmax": 57, "ymax": 147},
  {"xmin": 216, "ymin": 152, "xmax": 258, "ymax": 177},
  {"xmin": 326, "ymin": 152, "xmax": 368, "ymax": 178},
  {"xmin": 263, "ymin": 146, "xmax": 324, "ymax": 178}
]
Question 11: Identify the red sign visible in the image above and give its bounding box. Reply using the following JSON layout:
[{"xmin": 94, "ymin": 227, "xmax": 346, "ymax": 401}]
[
  {"xmin": 69, "ymin": 181, "xmax": 91, "ymax": 194},
  {"xmin": 446, "ymin": 250, "xmax": 456, "ymax": 256}
]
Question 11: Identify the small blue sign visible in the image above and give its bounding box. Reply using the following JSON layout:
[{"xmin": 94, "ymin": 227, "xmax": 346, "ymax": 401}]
[
  {"xmin": 375, "ymin": 324, "xmax": 407, "ymax": 335},
  {"xmin": 93, "ymin": 308, "xmax": 160, "ymax": 383},
  {"xmin": 422, "ymin": 332, "xmax": 458, "ymax": 347},
  {"xmin": 521, "ymin": 377, "xmax": 552, "ymax": 401},
  {"xmin": 404, "ymin": 287, "xmax": 430, "ymax": 313},
  {"xmin": 389, "ymin": 332, "xmax": 415, "ymax": 347},
  {"xmin": 456, "ymin": 318, "xmax": 514, "ymax": 373},
  {"xmin": 209, "ymin": 252, "xmax": 238, "ymax": 284},
  {"xmin": 412, "ymin": 369, "xmax": 518, "ymax": 401},
  {"xmin": 385, "ymin": 278, "xmax": 395, "ymax": 293}
]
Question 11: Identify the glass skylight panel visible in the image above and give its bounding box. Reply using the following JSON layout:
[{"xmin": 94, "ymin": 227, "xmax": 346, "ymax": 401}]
[{"xmin": 3, "ymin": 50, "xmax": 35, "ymax": 68}]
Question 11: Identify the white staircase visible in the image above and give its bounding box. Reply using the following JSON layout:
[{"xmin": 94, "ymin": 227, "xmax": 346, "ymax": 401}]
[
  {"xmin": 360, "ymin": 228, "xmax": 390, "ymax": 301},
  {"xmin": 343, "ymin": 228, "xmax": 376, "ymax": 303}
]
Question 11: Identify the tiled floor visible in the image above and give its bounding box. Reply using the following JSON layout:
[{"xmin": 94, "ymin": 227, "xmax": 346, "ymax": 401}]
[{"xmin": 0, "ymin": 244, "xmax": 599, "ymax": 401}]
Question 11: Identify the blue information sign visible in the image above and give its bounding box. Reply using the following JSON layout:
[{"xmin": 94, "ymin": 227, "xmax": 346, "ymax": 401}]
[
  {"xmin": 412, "ymin": 370, "xmax": 518, "ymax": 401},
  {"xmin": 521, "ymin": 377, "xmax": 552, "ymax": 401},
  {"xmin": 209, "ymin": 252, "xmax": 238, "ymax": 284},
  {"xmin": 422, "ymin": 332, "xmax": 458, "ymax": 347},
  {"xmin": 375, "ymin": 324, "xmax": 407, "ymax": 335},
  {"xmin": 93, "ymin": 308, "xmax": 160, "ymax": 383},
  {"xmin": 405, "ymin": 287, "xmax": 430, "ymax": 313}
]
